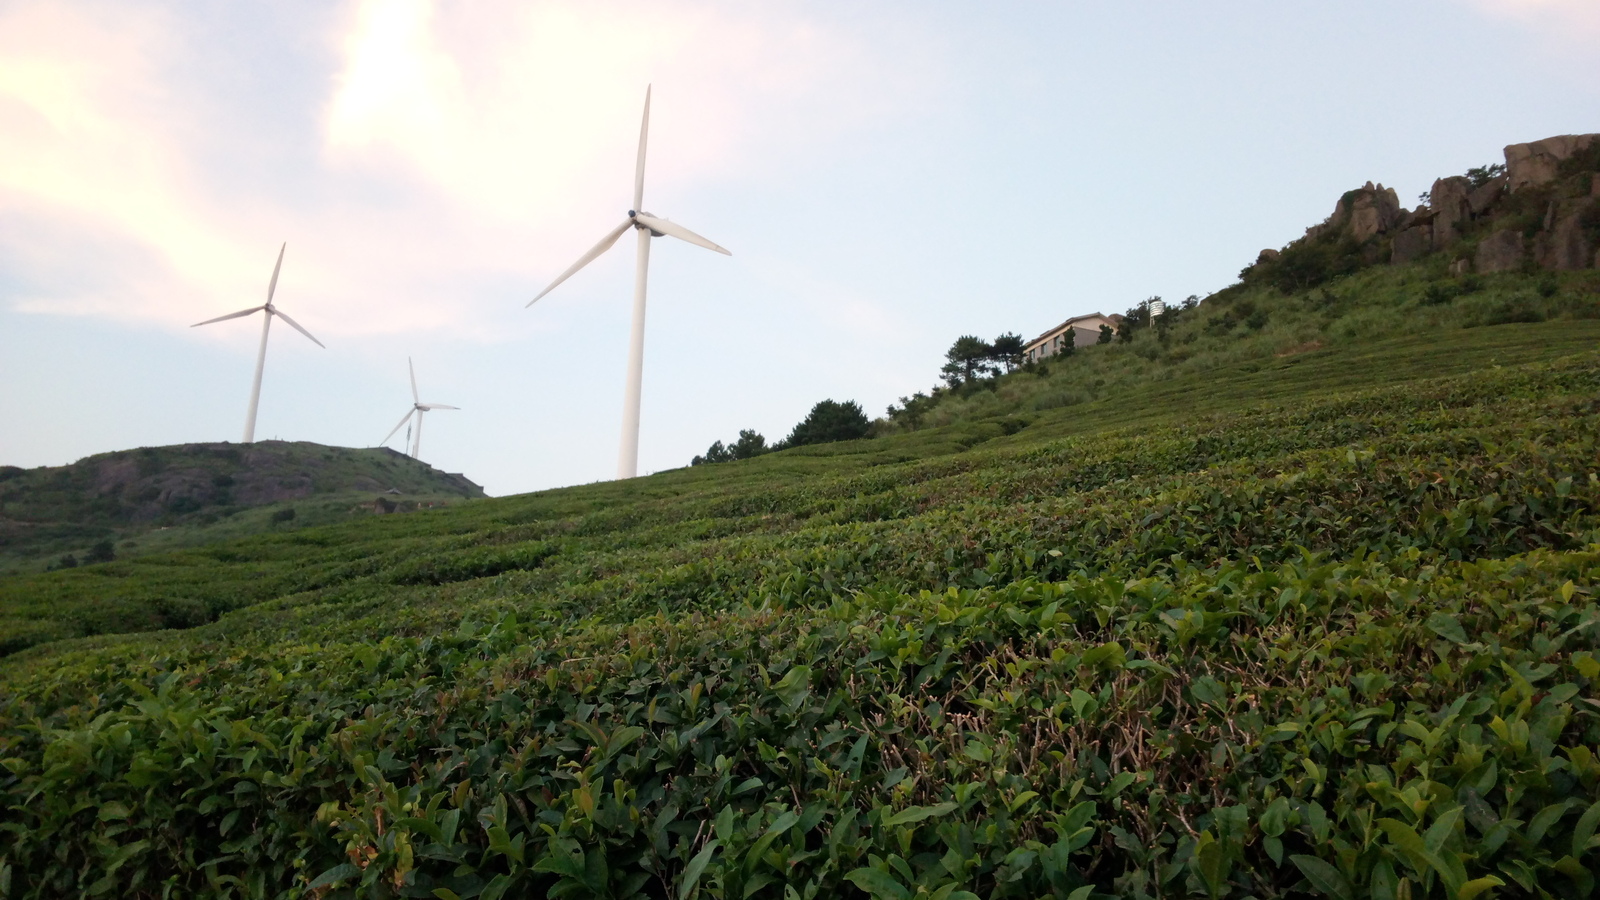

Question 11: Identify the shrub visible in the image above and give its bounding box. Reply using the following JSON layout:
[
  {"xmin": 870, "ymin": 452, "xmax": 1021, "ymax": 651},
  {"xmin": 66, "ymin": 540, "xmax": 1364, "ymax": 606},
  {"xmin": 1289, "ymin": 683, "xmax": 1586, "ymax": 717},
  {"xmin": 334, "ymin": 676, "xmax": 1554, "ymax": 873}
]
[
  {"xmin": 1252, "ymin": 232, "xmax": 1366, "ymax": 292},
  {"xmin": 786, "ymin": 400, "xmax": 871, "ymax": 447},
  {"xmin": 270, "ymin": 507, "xmax": 296, "ymax": 523}
]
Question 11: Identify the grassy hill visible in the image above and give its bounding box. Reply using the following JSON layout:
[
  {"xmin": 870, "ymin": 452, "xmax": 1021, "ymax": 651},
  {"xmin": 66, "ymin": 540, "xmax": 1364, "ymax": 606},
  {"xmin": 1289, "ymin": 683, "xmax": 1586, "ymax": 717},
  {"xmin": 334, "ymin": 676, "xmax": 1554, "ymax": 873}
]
[
  {"xmin": 0, "ymin": 441, "xmax": 485, "ymax": 575},
  {"xmin": 2, "ymin": 261, "xmax": 1600, "ymax": 897},
  {"xmin": 879, "ymin": 263, "xmax": 1600, "ymax": 434}
]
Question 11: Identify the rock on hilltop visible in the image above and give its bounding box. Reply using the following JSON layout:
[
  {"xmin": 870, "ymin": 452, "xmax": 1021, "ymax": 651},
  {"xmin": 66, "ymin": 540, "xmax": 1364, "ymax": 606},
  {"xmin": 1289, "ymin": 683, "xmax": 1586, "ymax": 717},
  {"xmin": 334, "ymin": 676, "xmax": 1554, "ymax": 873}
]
[{"xmin": 1249, "ymin": 132, "xmax": 1600, "ymax": 288}]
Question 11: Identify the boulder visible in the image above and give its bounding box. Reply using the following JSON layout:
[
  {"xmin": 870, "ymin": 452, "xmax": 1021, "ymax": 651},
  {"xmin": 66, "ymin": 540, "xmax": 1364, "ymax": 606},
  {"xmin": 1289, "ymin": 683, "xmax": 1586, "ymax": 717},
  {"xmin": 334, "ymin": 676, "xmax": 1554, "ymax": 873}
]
[
  {"xmin": 1338, "ymin": 182, "xmax": 1404, "ymax": 241},
  {"xmin": 1256, "ymin": 248, "xmax": 1281, "ymax": 265},
  {"xmin": 1431, "ymin": 176, "xmax": 1472, "ymax": 249},
  {"xmin": 1540, "ymin": 203, "xmax": 1596, "ymax": 270},
  {"xmin": 1310, "ymin": 182, "xmax": 1404, "ymax": 244},
  {"xmin": 1449, "ymin": 258, "xmax": 1471, "ymax": 277},
  {"xmin": 1467, "ymin": 176, "xmax": 1506, "ymax": 216},
  {"xmin": 1505, "ymin": 134, "xmax": 1600, "ymax": 192},
  {"xmin": 1476, "ymin": 229, "xmax": 1525, "ymax": 273},
  {"xmin": 1391, "ymin": 223, "xmax": 1432, "ymax": 264}
]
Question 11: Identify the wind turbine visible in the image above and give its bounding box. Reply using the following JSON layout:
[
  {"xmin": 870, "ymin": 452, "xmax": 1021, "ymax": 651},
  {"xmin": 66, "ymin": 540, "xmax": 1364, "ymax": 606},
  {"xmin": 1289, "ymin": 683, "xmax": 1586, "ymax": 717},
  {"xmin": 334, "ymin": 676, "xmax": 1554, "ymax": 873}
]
[
  {"xmin": 527, "ymin": 86, "xmax": 731, "ymax": 480},
  {"xmin": 380, "ymin": 358, "xmax": 458, "ymax": 460},
  {"xmin": 191, "ymin": 243, "xmax": 324, "ymax": 442}
]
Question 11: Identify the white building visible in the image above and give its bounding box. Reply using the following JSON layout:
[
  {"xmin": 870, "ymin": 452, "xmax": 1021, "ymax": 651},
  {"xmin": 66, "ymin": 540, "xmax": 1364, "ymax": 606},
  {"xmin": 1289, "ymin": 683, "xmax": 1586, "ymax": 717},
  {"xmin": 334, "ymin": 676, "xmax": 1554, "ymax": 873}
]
[{"xmin": 1022, "ymin": 313, "xmax": 1122, "ymax": 363}]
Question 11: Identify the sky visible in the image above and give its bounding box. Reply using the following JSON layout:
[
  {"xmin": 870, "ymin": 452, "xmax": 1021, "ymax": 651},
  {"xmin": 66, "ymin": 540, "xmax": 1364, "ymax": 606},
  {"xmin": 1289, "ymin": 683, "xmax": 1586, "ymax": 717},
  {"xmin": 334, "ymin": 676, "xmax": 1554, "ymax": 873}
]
[{"xmin": 2, "ymin": 0, "xmax": 1597, "ymax": 495}]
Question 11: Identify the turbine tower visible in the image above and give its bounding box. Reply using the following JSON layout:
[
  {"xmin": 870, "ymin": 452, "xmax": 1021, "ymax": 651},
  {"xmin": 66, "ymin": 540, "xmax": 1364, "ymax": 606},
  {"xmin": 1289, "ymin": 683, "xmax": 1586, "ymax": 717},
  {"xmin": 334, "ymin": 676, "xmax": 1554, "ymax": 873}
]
[
  {"xmin": 191, "ymin": 243, "xmax": 324, "ymax": 442},
  {"xmin": 380, "ymin": 358, "xmax": 458, "ymax": 460},
  {"xmin": 527, "ymin": 86, "xmax": 730, "ymax": 480}
]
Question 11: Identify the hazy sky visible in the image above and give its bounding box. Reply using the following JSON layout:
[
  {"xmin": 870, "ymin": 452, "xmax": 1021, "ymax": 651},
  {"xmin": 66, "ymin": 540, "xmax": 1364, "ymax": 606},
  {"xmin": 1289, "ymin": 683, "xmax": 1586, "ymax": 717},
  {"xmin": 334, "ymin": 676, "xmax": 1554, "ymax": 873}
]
[{"xmin": 3, "ymin": 0, "xmax": 1597, "ymax": 495}]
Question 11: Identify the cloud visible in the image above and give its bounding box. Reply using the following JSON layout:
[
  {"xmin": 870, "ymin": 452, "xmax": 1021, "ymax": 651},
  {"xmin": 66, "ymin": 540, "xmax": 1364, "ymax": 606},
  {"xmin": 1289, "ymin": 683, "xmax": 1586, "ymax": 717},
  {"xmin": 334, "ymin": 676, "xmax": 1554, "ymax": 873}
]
[
  {"xmin": 0, "ymin": 0, "xmax": 930, "ymax": 340},
  {"xmin": 322, "ymin": 0, "xmax": 898, "ymax": 219},
  {"xmin": 0, "ymin": 2, "xmax": 258, "ymax": 320},
  {"xmin": 1466, "ymin": 0, "xmax": 1600, "ymax": 42}
]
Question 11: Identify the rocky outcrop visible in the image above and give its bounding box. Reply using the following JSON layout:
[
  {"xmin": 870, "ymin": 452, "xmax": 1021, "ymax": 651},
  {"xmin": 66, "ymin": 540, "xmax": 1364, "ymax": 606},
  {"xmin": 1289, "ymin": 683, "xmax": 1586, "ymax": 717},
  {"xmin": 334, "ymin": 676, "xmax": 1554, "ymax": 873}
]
[
  {"xmin": 1468, "ymin": 176, "xmax": 1506, "ymax": 215},
  {"xmin": 1345, "ymin": 183, "xmax": 1403, "ymax": 241},
  {"xmin": 1476, "ymin": 229, "xmax": 1525, "ymax": 273},
  {"xmin": 1430, "ymin": 176, "xmax": 1472, "ymax": 249},
  {"xmin": 1506, "ymin": 134, "xmax": 1600, "ymax": 192},
  {"xmin": 1539, "ymin": 201, "xmax": 1597, "ymax": 270},
  {"xmin": 1391, "ymin": 219, "xmax": 1432, "ymax": 264},
  {"xmin": 1303, "ymin": 182, "xmax": 1403, "ymax": 243},
  {"xmin": 1255, "ymin": 132, "xmax": 1600, "ymax": 282}
]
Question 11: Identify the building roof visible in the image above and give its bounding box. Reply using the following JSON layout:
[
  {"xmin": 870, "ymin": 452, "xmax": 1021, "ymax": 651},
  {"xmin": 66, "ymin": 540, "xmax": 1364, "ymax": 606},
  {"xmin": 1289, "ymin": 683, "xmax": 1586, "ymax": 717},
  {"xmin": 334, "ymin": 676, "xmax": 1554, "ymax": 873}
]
[{"xmin": 1024, "ymin": 312, "xmax": 1122, "ymax": 349}]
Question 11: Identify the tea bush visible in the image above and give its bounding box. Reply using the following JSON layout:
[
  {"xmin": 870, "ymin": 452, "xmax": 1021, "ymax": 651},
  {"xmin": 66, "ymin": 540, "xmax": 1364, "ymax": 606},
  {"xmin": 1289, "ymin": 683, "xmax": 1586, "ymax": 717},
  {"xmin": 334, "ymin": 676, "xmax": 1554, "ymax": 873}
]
[{"xmin": 3, "ymin": 349, "xmax": 1600, "ymax": 897}]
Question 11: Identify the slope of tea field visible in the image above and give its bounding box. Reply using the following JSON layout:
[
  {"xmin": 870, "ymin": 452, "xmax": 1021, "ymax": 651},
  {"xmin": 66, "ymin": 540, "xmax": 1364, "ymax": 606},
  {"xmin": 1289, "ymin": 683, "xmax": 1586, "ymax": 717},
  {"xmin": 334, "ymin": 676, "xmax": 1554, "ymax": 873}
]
[{"xmin": 3, "ymin": 302, "xmax": 1600, "ymax": 898}]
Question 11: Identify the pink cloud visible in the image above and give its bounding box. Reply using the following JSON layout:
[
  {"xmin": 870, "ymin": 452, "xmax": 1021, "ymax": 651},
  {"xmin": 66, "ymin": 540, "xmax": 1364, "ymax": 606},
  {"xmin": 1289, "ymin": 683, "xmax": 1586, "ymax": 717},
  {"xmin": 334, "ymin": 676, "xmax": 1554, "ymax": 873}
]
[{"xmin": 0, "ymin": 0, "xmax": 931, "ymax": 342}]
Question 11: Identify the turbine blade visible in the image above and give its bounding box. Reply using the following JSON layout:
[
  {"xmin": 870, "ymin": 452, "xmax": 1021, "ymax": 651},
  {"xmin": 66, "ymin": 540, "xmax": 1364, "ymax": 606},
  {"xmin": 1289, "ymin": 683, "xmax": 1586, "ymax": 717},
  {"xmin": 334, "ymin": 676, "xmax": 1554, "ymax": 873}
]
[
  {"xmin": 271, "ymin": 308, "xmax": 325, "ymax": 348},
  {"xmin": 191, "ymin": 305, "xmax": 265, "ymax": 327},
  {"xmin": 381, "ymin": 409, "xmax": 414, "ymax": 446},
  {"xmin": 527, "ymin": 218, "xmax": 633, "ymax": 307},
  {"xmin": 633, "ymin": 213, "xmax": 731, "ymax": 255},
  {"xmin": 409, "ymin": 357, "xmax": 419, "ymax": 404},
  {"xmin": 418, "ymin": 403, "xmax": 458, "ymax": 410},
  {"xmin": 634, "ymin": 85, "xmax": 651, "ymax": 211},
  {"xmin": 266, "ymin": 242, "xmax": 286, "ymax": 303}
]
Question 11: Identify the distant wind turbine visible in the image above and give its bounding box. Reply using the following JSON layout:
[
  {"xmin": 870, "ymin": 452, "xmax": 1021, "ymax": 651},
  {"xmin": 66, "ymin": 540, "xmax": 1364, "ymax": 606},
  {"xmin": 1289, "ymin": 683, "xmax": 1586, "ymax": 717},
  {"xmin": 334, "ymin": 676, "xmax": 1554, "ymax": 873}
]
[
  {"xmin": 191, "ymin": 243, "xmax": 324, "ymax": 443},
  {"xmin": 381, "ymin": 358, "xmax": 458, "ymax": 460},
  {"xmin": 527, "ymin": 86, "xmax": 731, "ymax": 480}
]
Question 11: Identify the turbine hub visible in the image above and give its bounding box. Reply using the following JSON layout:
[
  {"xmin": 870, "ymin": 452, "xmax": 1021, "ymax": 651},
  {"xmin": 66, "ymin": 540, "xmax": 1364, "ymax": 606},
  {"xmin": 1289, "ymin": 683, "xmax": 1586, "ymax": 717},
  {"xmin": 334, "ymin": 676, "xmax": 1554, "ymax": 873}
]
[{"xmin": 628, "ymin": 210, "xmax": 636, "ymax": 217}]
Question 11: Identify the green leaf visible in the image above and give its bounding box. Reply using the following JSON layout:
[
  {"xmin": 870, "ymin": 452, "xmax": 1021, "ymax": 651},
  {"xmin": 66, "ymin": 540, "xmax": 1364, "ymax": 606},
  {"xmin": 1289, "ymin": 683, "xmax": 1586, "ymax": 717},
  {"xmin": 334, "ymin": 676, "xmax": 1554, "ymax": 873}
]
[
  {"xmin": 480, "ymin": 873, "xmax": 514, "ymax": 900},
  {"xmin": 1426, "ymin": 612, "xmax": 1469, "ymax": 644},
  {"xmin": 1066, "ymin": 887, "xmax": 1094, "ymax": 900},
  {"xmin": 532, "ymin": 851, "xmax": 583, "ymax": 878},
  {"xmin": 1290, "ymin": 855, "xmax": 1353, "ymax": 900},
  {"xmin": 772, "ymin": 665, "xmax": 812, "ymax": 711},
  {"xmin": 882, "ymin": 802, "xmax": 958, "ymax": 827},
  {"xmin": 1574, "ymin": 652, "xmax": 1600, "ymax": 681},
  {"xmin": 844, "ymin": 867, "xmax": 912, "ymax": 900},
  {"xmin": 746, "ymin": 811, "xmax": 801, "ymax": 872},
  {"xmin": 1190, "ymin": 675, "xmax": 1226, "ymax": 707},
  {"xmin": 1573, "ymin": 802, "xmax": 1600, "ymax": 858},
  {"xmin": 432, "ymin": 890, "xmax": 463, "ymax": 900},
  {"xmin": 1457, "ymin": 876, "xmax": 1505, "ymax": 900},
  {"xmin": 1080, "ymin": 642, "xmax": 1126, "ymax": 671},
  {"xmin": 487, "ymin": 825, "xmax": 524, "ymax": 864},
  {"xmin": 1424, "ymin": 807, "xmax": 1462, "ymax": 855},
  {"xmin": 398, "ymin": 816, "xmax": 444, "ymax": 843},
  {"xmin": 1377, "ymin": 817, "xmax": 1429, "ymax": 871},
  {"xmin": 307, "ymin": 863, "xmax": 361, "ymax": 890},
  {"xmin": 97, "ymin": 802, "xmax": 131, "ymax": 822},
  {"xmin": 1528, "ymin": 801, "xmax": 1574, "ymax": 844},
  {"xmin": 678, "ymin": 840, "xmax": 719, "ymax": 898}
]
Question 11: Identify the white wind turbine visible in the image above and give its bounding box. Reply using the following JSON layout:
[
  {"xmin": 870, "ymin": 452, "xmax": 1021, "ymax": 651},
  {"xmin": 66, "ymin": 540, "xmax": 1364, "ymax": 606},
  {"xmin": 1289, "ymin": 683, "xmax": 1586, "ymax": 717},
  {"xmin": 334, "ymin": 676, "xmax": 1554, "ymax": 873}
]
[
  {"xmin": 191, "ymin": 243, "xmax": 324, "ymax": 442},
  {"xmin": 527, "ymin": 86, "xmax": 731, "ymax": 480},
  {"xmin": 380, "ymin": 358, "xmax": 458, "ymax": 460}
]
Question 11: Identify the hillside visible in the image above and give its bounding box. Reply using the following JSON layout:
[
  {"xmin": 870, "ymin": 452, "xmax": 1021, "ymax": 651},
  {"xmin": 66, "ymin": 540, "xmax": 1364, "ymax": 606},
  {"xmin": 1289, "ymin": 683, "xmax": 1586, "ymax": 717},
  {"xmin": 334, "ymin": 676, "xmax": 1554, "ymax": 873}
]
[
  {"xmin": 879, "ymin": 132, "xmax": 1600, "ymax": 432},
  {"xmin": 0, "ymin": 441, "xmax": 485, "ymax": 574},
  {"xmin": 4, "ymin": 136, "xmax": 1600, "ymax": 898},
  {"xmin": 1, "ymin": 318, "xmax": 1598, "ymax": 897}
]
